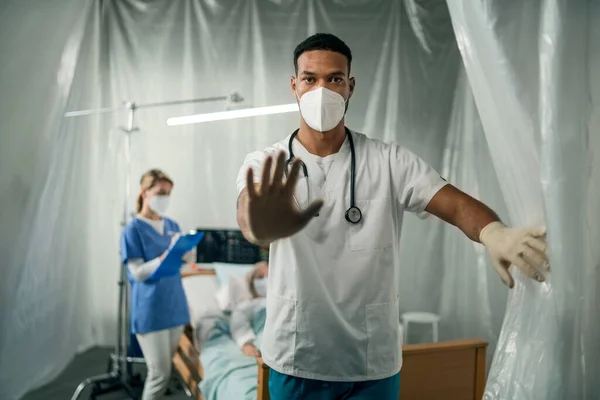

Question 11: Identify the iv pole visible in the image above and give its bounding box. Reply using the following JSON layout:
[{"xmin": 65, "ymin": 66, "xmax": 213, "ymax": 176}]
[{"xmin": 68, "ymin": 93, "xmax": 243, "ymax": 400}]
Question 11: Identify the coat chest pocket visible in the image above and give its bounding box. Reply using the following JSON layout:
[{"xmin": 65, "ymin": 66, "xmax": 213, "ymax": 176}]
[{"xmin": 348, "ymin": 197, "xmax": 394, "ymax": 251}]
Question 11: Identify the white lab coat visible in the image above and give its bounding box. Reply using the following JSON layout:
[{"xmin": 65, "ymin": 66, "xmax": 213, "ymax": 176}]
[{"xmin": 236, "ymin": 130, "xmax": 447, "ymax": 382}]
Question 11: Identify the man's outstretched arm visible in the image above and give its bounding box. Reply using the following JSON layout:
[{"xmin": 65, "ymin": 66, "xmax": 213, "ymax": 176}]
[
  {"xmin": 425, "ymin": 185, "xmax": 549, "ymax": 288},
  {"xmin": 425, "ymin": 185, "xmax": 500, "ymax": 243}
]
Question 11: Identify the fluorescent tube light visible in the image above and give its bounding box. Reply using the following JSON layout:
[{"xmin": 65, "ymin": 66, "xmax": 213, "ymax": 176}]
[{"xmin": 166, "ymin": 103, "xmax": 299, "ymax": 126}]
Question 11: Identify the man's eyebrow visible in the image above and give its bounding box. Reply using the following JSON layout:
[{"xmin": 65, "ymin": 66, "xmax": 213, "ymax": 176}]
[{"xmin": 300, "ymin": 70, "xmax": 347, "ymax": 76}]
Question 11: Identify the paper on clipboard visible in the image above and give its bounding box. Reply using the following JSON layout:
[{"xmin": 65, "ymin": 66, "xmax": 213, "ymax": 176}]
[{"xmin": 150, "ymin": 230, "xmax": 204, "ymax": 280}]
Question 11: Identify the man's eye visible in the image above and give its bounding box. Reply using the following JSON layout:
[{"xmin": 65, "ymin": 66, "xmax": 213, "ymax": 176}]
[
  {"xmin": 332, "ymin": 77, "xmax": 343, "ymax": 83},
  {"xmin": 303, "ymin": 78, "xmax": 314, "ymax": 83}
]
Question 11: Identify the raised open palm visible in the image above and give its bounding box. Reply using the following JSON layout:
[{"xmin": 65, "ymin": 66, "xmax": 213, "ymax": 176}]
[{"xmin": 245, "ymin": 151, "xmax": 323, "ymax": 243}]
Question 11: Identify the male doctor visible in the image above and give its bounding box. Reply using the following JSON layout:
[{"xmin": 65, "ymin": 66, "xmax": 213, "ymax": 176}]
[{"xmin": 236, "ymin": 33, "xmax": 549, "ymax": 400}]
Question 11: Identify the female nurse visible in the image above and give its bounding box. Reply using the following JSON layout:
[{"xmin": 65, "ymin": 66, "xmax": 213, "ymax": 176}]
[{"xmin": 120, "ymin": 169, "xmax": 193, "ymax": 400}]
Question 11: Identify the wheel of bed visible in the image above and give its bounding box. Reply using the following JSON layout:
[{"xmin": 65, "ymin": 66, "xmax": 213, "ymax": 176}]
[{"xmin": 174, "ymin": 268, "xmax": 488, "ymax": 400}]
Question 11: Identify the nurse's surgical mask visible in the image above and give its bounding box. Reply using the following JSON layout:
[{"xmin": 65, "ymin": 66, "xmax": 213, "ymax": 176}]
[
  {"xmin": 148, "ymin": 195, "xmax": 170, "ymax": 215},
  {"xmin": 297, "ymin": 87, "xmax": 347, "ymax": 132},
  {"xmin": 253, "ymin": 277, "xmax": 268, "ymax": 297}
]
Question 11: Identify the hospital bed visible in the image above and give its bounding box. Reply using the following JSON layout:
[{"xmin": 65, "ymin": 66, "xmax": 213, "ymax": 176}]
[{"xmin": 174, "ymin": 266, "xmax": 489, "ymax": 400}]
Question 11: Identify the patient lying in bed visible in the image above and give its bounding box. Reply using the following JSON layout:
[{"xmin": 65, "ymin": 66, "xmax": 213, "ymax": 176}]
[
  {"xmin": 231, "ymin": 261, "xmax": 268, "ymax": 357},
  {"xmin": 197, "ymin": 261, "xmax": 268, "ymax": 400}
]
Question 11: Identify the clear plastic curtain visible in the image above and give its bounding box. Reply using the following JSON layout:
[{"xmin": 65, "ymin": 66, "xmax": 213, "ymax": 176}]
[
  {"xmin": 0, "ymin": 1, "xmax": 94, "ymax": 400},
  {"xmin": 447, "ymin": 0, "xmax": 600, "ymax": 398},
  {"xmin": 437, "ymin": 66, "xmax": 510, "ymax": 361},
  {"xmin": 0, "ymin": 3, "xmax": 462, "ymax": 399},
  {"xmin": 3, "ymin": 1, "xmax": 569, "ymax": 399}
]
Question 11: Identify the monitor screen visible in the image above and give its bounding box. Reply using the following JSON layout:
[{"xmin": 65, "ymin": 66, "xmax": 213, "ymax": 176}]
[{"xmin": 195, "ymin": 229, "xmax": 263, "ymax": 264}]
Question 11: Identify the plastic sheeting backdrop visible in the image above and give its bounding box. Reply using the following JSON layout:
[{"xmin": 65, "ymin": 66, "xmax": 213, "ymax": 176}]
[
  {"xmin": 0, "ymin": 0, "xmax": 598, "ymax": 399},
  {"xmin": 447, "ymin": 0, "xmax": 600, "ymax": 398}
]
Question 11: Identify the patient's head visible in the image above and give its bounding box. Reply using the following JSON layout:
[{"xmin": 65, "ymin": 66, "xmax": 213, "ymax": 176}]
[{"xmin": 246, "ymin": 261, "xmax": 268, "ymax": 298}]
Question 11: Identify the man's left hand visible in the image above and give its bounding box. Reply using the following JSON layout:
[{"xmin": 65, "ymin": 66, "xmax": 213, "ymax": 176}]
[{"xmin": 480, "ymin": 222, "xmax": 549, "ymax": 288}]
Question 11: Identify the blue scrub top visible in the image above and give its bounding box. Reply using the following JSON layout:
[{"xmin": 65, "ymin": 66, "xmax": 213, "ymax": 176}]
[{"xmin": 120, "ymin": 217, "xmax": 190, "ymax": 334}]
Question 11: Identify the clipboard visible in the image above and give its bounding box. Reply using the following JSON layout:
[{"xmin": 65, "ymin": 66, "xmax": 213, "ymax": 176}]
[{"xmin": 150, "ymin": 230, "xmax": 205, "ymax": 280}]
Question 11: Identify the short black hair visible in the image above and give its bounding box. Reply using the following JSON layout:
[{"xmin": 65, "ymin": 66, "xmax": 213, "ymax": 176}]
[{"xmin": 293, "ymin": 33, "xmax": 352, "ymax": 75}]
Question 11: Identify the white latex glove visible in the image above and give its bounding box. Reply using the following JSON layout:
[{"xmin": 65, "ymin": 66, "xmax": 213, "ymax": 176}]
[
  {"xmin": 169, "ymin": 233, "xmax": 180, "ymax": 249},
  {"xmin": 245, "ymin": 151, "xmax": 323, "ymax": 243},
  {"xmin": 160, "ymin": 233, "xmax": 180, "ymax": 261},
  {"xmin": 479, "ymin": 222, "xmax": 549, "ymax": 288}
]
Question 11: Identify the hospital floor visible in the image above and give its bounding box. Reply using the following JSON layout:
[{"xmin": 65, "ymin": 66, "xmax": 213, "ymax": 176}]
[{"xmin": 22, "ymin": 347, "xmax": 190, "ymax": 400}]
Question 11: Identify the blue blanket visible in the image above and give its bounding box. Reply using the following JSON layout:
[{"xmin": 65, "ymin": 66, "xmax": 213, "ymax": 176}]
[{"xmin": 199, "ymin": 308, "xmax": 266, "ymax": 400}]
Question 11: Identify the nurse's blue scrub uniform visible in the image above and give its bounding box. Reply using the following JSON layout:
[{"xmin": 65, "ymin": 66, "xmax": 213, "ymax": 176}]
[{"xmin": 120, "ymin": 217, "xmax": 190, "ymax": 336}]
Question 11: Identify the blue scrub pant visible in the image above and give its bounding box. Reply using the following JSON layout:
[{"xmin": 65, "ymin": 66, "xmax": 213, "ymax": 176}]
[{"xmin": 269, "ymin": 369, "xmax": 401, "ymax": 400}]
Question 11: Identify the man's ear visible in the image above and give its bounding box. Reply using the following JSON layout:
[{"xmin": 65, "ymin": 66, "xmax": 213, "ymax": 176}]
[
  {"xmin": 349, "ymin": 77, "xmax": 356, "ymax": 99},
  {"xmin": 290, "ymin": 76, "xmax": 297, "ymax": 95}
]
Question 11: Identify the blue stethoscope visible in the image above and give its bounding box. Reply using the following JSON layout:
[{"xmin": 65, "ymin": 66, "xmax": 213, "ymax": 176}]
[{"xmin": 286, "ymin": 127, "xmax": 362, "ymax": 224}]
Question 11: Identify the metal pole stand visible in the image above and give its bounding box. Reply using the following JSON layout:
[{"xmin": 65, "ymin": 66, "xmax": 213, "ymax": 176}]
[
  {"xmin": 71, "ymin": 104, "xmax": 141, "ymax": 400},
  {"xmin": 66, "ymin": 94, "xmax": 243, "ymax": 400},
  {"xmin": 70, "ymin": 263, "xmax": 139, "ymax": 400}
]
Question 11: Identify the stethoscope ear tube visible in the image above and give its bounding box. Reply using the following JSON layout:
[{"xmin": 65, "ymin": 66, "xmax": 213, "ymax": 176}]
[{"xmin": 287, "ymin": 127, "xmax": 362, "ymax": 224}]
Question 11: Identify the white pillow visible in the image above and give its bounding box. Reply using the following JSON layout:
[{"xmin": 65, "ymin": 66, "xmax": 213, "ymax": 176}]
[
  {"xmin": 182, "ymin": 274, "xmax": 222, "ymax": 347},
  {"xmin": 182, "ymin": 274, "xmax": 221, "ymax": 318},
  {"xmin": 214, "ymin": 273, "xmax": 253, "ymax": 312},
  {"xmin": 212, "ymin": 262, "xmax": 255, "ymax": 287},
  {"xmin": 228, "ymin": 274, "xmax": 252, "ymax": 309},
  {"xmin": 215, "ymin": 284, "xmax": 231, "ymax": 311}
]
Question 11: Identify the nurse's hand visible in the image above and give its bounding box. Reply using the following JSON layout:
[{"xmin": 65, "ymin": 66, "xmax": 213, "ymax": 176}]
[
  {"xmin": 182, "ymin": 250, "xmax": 195, "ymax": 264},
  {"xmin": 242, "ymin": 343, "xmax": 261, "ymax": 357},
  {"xmin": 244, "ymin": 151, "xmax": 323, "ymax": 243},
  {"xmin": 480, "ymin": 222, "xmax": 549, "ymax": 288}
]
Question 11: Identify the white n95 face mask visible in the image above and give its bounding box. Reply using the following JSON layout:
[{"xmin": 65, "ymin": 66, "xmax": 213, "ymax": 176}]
[
  {"xmin": 298, "ymin": 87, "xmax": 347, "ymax": 132},
  {"xmin": 253, "ymin": 277, "xmax": 268, "ymax": 297},
  {"xmin": 148, "ymin": 195, "xmax": 170, "ymax": 215}
]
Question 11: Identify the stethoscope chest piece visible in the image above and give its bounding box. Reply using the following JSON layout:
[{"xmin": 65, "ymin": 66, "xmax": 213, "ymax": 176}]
[
  {"xmin": 288, "ymin": 126, "xmax": 363, "ymax": 225},
  {"xmin": 345, "ymin": 206, "xmax": 362, "ymax": 224}
]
